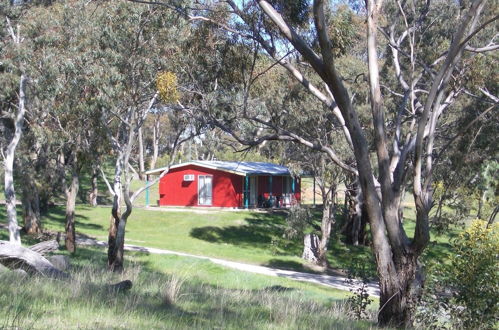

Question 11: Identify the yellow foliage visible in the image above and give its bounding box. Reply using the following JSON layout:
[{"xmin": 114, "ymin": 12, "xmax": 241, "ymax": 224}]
[
  {"xmin": 156, "ymin": 71, "xmax": 180, "ymax": 103},
  {"xmin": 461, "ymin": 219, "xmax": 498, "ymax": 242}
]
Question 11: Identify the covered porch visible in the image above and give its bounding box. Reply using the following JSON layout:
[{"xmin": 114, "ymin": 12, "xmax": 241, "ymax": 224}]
[{"xmin": 242, "ymin": 175, "xmax": 300, "ymax": 209}]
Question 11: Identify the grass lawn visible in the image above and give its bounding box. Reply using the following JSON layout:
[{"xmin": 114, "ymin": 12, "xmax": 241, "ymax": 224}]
[
  {"xmin": 0, "ymin": 244, "xmax": 380, "ymax": 329},
  {"xmin": 0, "ymin": 196, "xmax": 460, "ymax": 278},
  {"xmin": 0, "ymin": 204, "xmax": 380, "ymax": 275}
]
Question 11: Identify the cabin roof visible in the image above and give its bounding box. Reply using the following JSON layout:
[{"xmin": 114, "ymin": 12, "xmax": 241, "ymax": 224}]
[{"xmin": 145, "ymin": 161, "xmax": 292, "ymax": 176}]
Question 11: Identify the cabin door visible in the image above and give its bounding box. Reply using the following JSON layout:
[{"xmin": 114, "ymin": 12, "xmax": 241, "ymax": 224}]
[
  {"xmin": 249, "ymin": 176, "xmax": 258, "ymax": 207},
  {"xmin": 198, "ymin": 175, "xmax": 213, "ymax": 206}
]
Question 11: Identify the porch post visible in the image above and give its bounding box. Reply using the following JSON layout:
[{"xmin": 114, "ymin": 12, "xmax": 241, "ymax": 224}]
[
  {"xmin": 244, "ymin": 175, "xmax": 249, "ymax": 209},
  {"xmin": 269, "ymin": 176, "xmax": 273, "ymax": 196}
]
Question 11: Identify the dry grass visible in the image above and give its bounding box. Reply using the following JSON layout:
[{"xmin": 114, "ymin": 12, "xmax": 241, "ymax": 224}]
[
  {"xmin": 0, "ymin": 250, "xmax": 380, "ymax": 329},
  {"xmin": 162, "ymin": 275, "xmax": 185, "ymax": 307}
]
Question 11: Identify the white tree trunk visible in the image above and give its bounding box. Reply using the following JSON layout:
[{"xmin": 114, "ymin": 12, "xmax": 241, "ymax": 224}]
[
  {"xmin": 3, "ymin": 75, "xmax": 27, "ymax": 246},
  {"xmin": 138, "ymin": 127, "xmax": 145, "ymax": 179},
  {"xmin": 89, "ymin": 165, "xmax": 98, "ymax": 207},
  {"xmin": 65, "ymin": 158, "xmax": 80, "ymax": 253}
]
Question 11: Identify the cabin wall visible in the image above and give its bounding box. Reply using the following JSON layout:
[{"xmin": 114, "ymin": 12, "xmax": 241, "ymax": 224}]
[
  {"xmin": 157, "ymin": 165, "xmax": 301, "ymax": 208},
  {"xmin": 159, "ymin": 165, "xmax": 242, "ymax": 207}
]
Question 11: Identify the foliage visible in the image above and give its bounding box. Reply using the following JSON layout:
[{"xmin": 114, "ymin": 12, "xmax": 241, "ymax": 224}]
[
  {"xmin": 344, "ymin": 258, "xmax": 375, "ymax": 321},
  {"xmin": 284, "ymin": 204, "xmax": 313, "ymax": 240},
  {"xmin": 267, "ymin": 0, "xmax": 310, "ymax": 27},
  {"xmin": 448, "ymin": 220, "xmax": 499, "ymax": 328},
  {"xmin": 345, "ymin": 278, "xmax": 374, "ymax": 321},
  {"xmin": 417, "ymin": 220, "xmax": 499, "ymax": 329},
  {"xmin": 156, "ymin": 71, "xmax": 180, "ymax": 103}
]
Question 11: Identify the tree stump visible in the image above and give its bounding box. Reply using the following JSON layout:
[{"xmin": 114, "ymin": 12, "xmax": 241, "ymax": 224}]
[{"xmin": 302, "ymin": 233, "xmax": 320, "ymax": 263}]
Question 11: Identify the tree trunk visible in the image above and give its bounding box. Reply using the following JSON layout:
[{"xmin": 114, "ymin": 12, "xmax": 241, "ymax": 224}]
[
  {"xmin": 149, "ymin": 115, "xmax": 160, "ymax": 170},
  {"xmin": 477, "ymin": 189, "xmax": 486, "ymax": 219},
  {"xmin": 108, "ymin": 140, "xmax": 134, "ymax": 272},
  {"xmin": 108, "ymin": 149, "xmax": 124, "ymax": 272},
  {"xmin": 4, "ymin": 152, "xmax": 21, "ymax": 245},
  {"xmin": 21, "ymin": 173, "xmax": 41, "ymax": 235},
  {"xmin": 65, "ymin": 157, "xmax": 80, "ymax": 254},
  {"xmin": 435, "ymin": 193, "xmax": 445, "ymax": 221},
  {"xmin": 89, "ymin": 165, "xmax": 98, "ymax": 207},
  {"xmin": 316, "ymin": 186, "xmax": 336, "ymax": 267},
  {"xmin": 107, "ymin": 210, "xmax": 119, "ymax": 270},
  {"xmin": 3, "ymin": 75, "xmax": 27, "ymax": 245},
  {"xmin": 487, "ymin": 205, "xmax": 498, "ymax": 228},
  {"xmin": 138, "ymin": 127, "xmax": 145, "ymax": 180},
  {"xmin": 377, "ymin": 254, "xmax": 424, "ymax": 326},
  {"xmin": 344, "ymin": 182, "xmax": 368, "ymax": 246},
  {"xmin": 302, "ymin": 233, "xmax": 320, "ymax": 263}
]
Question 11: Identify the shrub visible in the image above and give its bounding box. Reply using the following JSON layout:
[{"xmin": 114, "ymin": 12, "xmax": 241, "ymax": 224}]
[
  {"xmin": 284, "ymin": 204, "xmax": 312, "ymax": 240},
  {"xmin": 345, "ymin": 264, "xmax": 374, "ymax": 321},
  {"xmin": 416, "ymin": 220, "xmax": 499, "ymax": 329},
  {"xmin": 447, "ymin": 220, "xmax": 498, "ymax": 328}
]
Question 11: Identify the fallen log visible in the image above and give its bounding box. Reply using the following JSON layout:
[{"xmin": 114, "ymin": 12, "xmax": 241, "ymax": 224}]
[
  {"xmin": 29, "ymin": 240, "xmax": 59, "ymax": 255},
  {"xmin": 0, "ymin": 241, "xmax": 69, "ymax": 279},
  {"xmin": 0, "ymin": 241, "xmax": 132, "ymax": 293}
]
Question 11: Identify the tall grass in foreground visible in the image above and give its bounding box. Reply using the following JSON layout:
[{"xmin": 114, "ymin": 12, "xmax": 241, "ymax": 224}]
[{"xmin": 0, "ymin": 261, "xmax": 378, "ymax": 329}]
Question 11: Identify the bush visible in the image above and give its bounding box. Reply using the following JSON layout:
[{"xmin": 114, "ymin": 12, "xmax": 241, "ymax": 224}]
[
  {"xmin": 284, "ymin": 204, "xmax": 312, "ymax": 240},
  {"xmin": 416, "ymin": 220, "xmax": 499, "ymax": 329}
]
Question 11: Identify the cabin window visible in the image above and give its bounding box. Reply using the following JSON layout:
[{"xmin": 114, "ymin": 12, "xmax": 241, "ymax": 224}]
[{"xmin": 198, "ymin": 175, "xmax": 213, "ymax": 205}]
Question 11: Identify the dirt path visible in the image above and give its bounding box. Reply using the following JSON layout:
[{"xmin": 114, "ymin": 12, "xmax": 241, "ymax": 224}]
[{"xmin": 76, "ymin": 236, "xmax": 380, "ymax": 297}]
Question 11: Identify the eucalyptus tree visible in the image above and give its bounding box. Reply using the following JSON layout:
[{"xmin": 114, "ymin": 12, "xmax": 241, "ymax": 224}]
[
  {"xmin": 131, "ymin": 0, "xmax": 497, "ymax": 325},
  {"xmin": 0, "ymin": 5, "xmax": 27, "ymax": 245},
  {"xmin": 4, "ymin": 1, "xmax": 118, "ymax": 252},
  {"xmin": 73, "ymin": 1, "xmax": 201, "ymax": 272}
]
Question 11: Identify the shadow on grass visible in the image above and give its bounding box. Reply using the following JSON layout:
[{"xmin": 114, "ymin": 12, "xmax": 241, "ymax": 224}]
[
  {"xmin": 264, "ymin": 259, "xmax": 311, "ymax": 272},
  {"xmin": 189, "ymin": 212, "xmax": 289, "ymax": 248},
  {"xmin": 189, "ymin": 209, "xmax": 376, "ymax": 275}
]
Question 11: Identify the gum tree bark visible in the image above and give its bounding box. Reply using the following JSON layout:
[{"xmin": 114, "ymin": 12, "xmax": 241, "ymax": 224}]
[
  {"xmin": 21, "ymin": 172, "xmax": 41, "ymax": 235},
  {"xmin": 64, "ymin": 153, "xmax": 81, "ymax": 253},
  {"xmin": 3, "ymin": 75, "xmax": 27, "ymax": 245},
  {"xmin": 149, "ymin": 114, "xmax": 161, "ymax": 170},
  {"xmin": 89, "ymin": 164, "xmax": 99, "ymax": 207},
  {"xmin": 343, "ymin": 182, "xmax": 368, "ymax": 246},
  {"xmin": 316, "ymin": 184, "xmax": 335, "ymax": 267},
  {"xmin": 137, "ymin": 126, "xmax": 145, "ymax": 179}
]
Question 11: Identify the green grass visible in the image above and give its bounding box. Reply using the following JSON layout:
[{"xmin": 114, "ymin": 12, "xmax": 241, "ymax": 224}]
[
  {"xmin": 0, "ymin": 245, "xmax": 379, "ymax": 329},
  {"xmin": 0, "ymin": 198, "xmax": 460, "ymax": 278},
  {"xmin": 2, "ymin": 204, "xmax": 378, "ymax": 275}
]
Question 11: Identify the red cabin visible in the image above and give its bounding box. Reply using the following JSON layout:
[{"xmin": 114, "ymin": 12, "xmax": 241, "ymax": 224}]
[{"xmin": 146, "ymin": 161, "xmax": 301, "ymax": 208}]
